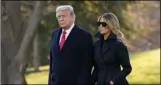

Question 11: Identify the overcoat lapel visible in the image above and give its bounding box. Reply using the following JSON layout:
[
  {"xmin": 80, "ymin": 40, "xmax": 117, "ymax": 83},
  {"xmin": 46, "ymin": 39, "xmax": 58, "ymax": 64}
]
[{"xmin": 59, "ymin": 25, "xmax": 78, "ymax": 53}]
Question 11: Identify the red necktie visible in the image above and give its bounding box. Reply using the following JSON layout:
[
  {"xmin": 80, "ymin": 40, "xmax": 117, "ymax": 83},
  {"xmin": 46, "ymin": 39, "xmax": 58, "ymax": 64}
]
[{"xmin": 59, "ymin": 30, "xmax": 66, "ymax": 51}]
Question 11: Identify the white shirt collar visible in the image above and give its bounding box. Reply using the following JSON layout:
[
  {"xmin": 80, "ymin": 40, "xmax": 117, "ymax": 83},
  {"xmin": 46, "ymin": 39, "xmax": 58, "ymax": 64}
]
[
  {"xmin": 63, "ymin": 23, "xmax": 75, "ymax": 36},
  {"xmin": 60, "ymin": 23, "xmax": 75, "ymax": 42}
]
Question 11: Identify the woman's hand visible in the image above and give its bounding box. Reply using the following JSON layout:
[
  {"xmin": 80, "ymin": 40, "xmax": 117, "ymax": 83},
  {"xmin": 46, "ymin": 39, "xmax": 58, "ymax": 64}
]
[{"xmin": 110, "ymin": 80, "xmax": 114, "ymax": 85}]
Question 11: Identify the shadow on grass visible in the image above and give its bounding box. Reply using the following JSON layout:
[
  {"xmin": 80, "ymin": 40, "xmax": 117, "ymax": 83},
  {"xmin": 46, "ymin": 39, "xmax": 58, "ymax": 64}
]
[{"xmin": 25, "ymin": 69, "xmax": 49, "ymax": 75}]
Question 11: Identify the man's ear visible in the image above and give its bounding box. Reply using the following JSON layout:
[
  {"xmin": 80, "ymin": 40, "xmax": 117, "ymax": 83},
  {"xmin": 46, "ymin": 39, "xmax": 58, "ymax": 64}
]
[{"xmin": 71, "ymin": 16, "xmax": 74, "ymax": 22}]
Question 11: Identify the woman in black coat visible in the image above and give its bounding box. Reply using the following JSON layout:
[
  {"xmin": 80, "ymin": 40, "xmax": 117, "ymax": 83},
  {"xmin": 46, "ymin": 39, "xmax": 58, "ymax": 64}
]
[{"xmin": 92, "ymin": 12, "xmax": 132, "ymax": 85}]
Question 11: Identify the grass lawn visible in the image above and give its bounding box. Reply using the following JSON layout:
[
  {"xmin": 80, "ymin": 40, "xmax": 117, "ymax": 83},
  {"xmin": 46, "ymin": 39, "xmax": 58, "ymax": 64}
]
[
  {"xmin": 25, "ymin": 48, "xmax": 160, "ymax": 84},
  {"xmin": 127, "ymin": 48, "xmax": 160, "ymax": 84}
]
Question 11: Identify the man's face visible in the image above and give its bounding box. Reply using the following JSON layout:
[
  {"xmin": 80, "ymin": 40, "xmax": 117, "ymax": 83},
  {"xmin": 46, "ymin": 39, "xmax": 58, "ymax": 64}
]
[{"xmin": 56, "ymin": 10, "xmax": 73, "ymax": 29}]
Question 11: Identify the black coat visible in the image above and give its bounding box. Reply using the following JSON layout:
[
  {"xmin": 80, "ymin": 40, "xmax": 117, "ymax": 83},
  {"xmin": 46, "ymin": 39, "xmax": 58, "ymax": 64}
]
[
  {"xmin": 92, "ymin": 32, "xmax": 132, "ymax": 85},
  {"xmin": 48, "ymin": 25, "xmax": 94, "ymax": 84}
]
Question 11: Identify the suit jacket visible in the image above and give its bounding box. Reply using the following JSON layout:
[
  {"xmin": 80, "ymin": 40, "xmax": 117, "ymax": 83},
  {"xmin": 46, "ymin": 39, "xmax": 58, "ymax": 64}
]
[
  {"xmin": 92, "ymin": 32, "xmax": 132, "ymax": 85},
  {"xmin": 48, "ymin": 24, "xmax": 94, "ymax": 84}
]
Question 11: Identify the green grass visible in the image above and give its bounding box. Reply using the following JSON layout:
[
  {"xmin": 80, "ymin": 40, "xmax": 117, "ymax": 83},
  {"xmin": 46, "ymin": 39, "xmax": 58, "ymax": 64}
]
[
  {"xmin": 127, "ymin": 48, "xmax": 160, "ymax": 84},
  {"xmin": 26, "ymin": 66, "xmax": 49, "ymax": 84},
  {"xmin": 25, "ymin": 48, "xmax": 160, "ymax": 84}
]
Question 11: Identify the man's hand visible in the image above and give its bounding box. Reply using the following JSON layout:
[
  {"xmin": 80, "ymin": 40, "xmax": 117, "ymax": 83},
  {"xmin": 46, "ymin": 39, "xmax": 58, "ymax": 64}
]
[
  {"xmin": 47, "ymin": 55, "xmax": 50, "ymax": 60},
  {"xmin": 110, "ymin": 80, "xmax": 114, "ymax": 85}
]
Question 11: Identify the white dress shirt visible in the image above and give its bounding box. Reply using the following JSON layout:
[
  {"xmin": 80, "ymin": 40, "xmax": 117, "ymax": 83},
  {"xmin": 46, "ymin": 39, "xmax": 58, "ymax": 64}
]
[{"xmin": 59, "ymin": 23, "xmax": 75, "ymax": 43}]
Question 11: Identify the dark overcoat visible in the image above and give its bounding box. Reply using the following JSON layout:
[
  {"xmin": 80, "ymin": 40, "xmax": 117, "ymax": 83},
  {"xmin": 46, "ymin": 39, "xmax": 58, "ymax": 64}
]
[
  {"xmin": 48, "ymin": 25, "xmax": 94, "ymax": 84},
  {"xmin": 92, "ymin": 32, "xmax": 132, "ymax": 85}
]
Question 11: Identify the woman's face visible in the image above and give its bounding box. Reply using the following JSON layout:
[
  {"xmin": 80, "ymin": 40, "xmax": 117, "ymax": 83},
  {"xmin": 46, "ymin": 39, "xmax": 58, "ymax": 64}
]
[{"xmin": 97, "ymin": 18, "xmax": 111, "ymax": 35}]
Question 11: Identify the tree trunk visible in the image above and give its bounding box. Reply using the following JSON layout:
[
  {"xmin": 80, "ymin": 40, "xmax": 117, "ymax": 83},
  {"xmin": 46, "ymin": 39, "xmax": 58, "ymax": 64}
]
[
  {"xmin": 1, "ymin": 1, "xmax": 45, "ymax": 84},
  {"xmin": 33, "ymin": 31, "xmax": 40, "ymax": 72}
]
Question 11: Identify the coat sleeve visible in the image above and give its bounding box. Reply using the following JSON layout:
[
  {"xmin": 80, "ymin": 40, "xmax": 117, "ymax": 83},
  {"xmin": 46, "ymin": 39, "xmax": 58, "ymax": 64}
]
[
  {"xmin": 48, "ymin": 49, "xmax": 52, "ymax": 84},
  {"xmin": 91, "ymin": 42, "xmax": 99, "ymax": 84},
  {"xmin": 77, "ymin": 33, "xmax": 94, "ymax": 84},
  {"xmin": 91, "ymin": 60, "xmax": 98, "ymax": 84},
  {"xmin": 113, "ymin": 42, "xmax": 132, "ymax": 82},
  {"xmin": 48, "ymin": 32, "xmax": 54, "ymax": 84}
]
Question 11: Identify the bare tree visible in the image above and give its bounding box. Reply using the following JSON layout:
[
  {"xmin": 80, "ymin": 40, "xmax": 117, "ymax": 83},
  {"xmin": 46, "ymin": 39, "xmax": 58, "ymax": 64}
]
[
  {"xmin": 33, "ymin": 31, "xmax": 40, "ymax": 72},
  {"xmin": 1, "ymin": 1, "xmax": 45, "ymax": 84}
]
